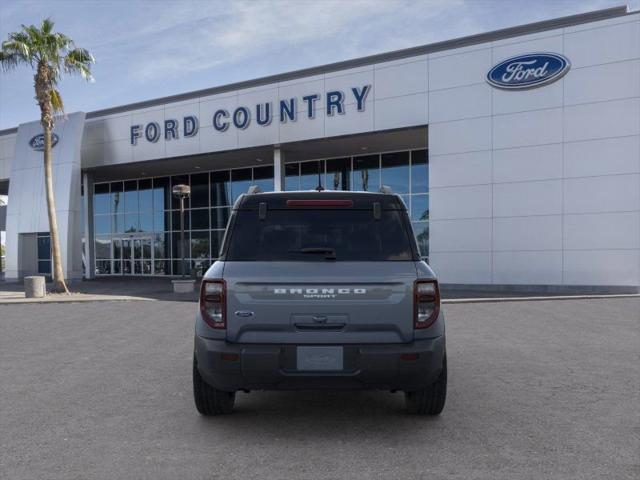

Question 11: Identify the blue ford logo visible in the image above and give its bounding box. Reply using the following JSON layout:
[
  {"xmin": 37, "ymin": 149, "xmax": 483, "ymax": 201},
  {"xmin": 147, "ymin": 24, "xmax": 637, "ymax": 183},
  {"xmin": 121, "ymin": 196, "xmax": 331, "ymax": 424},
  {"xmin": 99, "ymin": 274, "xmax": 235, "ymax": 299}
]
[
  {"xmin": 29, "ymin": 133, "xmax": 59, "ymax": 151},
  {"xmin": 487, "ymin": 53, "xmax": 570, "ymax": 90}
]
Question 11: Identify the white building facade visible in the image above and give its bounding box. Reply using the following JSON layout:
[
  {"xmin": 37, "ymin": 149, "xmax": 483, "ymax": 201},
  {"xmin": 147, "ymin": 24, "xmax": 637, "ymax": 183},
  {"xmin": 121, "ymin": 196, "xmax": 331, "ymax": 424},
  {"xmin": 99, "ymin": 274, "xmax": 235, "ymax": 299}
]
[{"xmin": 0, "ymin": 6, "xmax": 639, "ymax": 292}]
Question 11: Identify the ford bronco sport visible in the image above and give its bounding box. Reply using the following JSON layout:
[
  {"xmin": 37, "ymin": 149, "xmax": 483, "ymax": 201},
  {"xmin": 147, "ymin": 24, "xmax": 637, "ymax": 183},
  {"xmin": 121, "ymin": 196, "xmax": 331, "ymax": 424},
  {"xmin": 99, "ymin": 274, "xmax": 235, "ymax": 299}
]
[{"xmin": 193, "ymin": 190, "xmax": 446, "ymax": 415}]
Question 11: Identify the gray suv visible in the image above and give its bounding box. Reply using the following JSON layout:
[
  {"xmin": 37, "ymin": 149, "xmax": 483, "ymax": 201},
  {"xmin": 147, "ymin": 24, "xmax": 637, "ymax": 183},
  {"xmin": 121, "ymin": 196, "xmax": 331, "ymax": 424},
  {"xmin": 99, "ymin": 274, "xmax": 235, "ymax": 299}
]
[{"xmin": 193, "ymin": 190, "xmax": 446, "ymax": 415}]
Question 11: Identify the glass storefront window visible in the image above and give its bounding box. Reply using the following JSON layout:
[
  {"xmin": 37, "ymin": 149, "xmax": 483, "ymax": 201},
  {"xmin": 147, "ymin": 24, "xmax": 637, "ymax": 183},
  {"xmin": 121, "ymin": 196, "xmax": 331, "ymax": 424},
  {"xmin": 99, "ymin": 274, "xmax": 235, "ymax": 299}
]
[
  {"xmin": 95, "ymin": 236, "xmax": 111, "ymax": 259},
  {"xmin": 411, "ymin": 194, "xmax": 429, "ymax": 221},
  {"xmin": 111, "ymin": 182, "xmax": 123, "ymax": 215},
  {"xmin": 353, "ymin": 155, "xmax": 380, "ymax": 192},
  {"xmin": 153, "ymin": 233, "xmax": 168, "ymax": 259},
  {"xmin": 192, "ymin": 259, "xmax": 210, "ymax": 276},
  {"xmin": 92, "ymin": 150, "xmax": 429, "ymax": 274},
  {"xmin": 190, "ymin": 173, "xmax": 209, "ymax": 208},
  {"xmin": 191, "ymin": 231, "xmax": 210, "ymax": 259},
  {"xmin": 113, "ymin": 238, "xmax": 122, "ymax": 260},
  {"xmin": 172, "ymin": 232, "xmax": 187, "ymax": 258},
  {"xmin": 96, "ymin": 260, "xmax": 111, "ymax": 275},
  {"xmin": 153, "ymin": 177, "xmax": 170, "ymax": 211},
  {"xmin": 112, "ymin": 214, "xmax": 124, "ymax": 234},
  {"xmin": 412, "ymin": 222, "xmax": 429, "ymax": 258},
  {"xmin": 124, "ymin": 213, "xmax": 139, "ymax": 233},
  {"xmin": 171, "ymin": 210, "xmax": 190, "ymax": 231},
  {"xmin": 285, "ymin": 163, "xmax": 299, "ymax": 191},
  {"xmin": 154, "ymin": 260, "xmax": 170, "ymax": 275},
  {"xmin": 411, "ymin": 149, "xmax": 428, "ymax": 193},
  {"xmin": 191, "ymin": 208, "xmax": 209, "ymax": 230},
  {"xmin": 253, "ymin": 166, "xmax": 274, "ymax": 192},
  {"xmin": 326, "ymin": 158, "xmax": 351, "ymax": 191},
  {"xmin": 94, "ymin": 183, "xmax": 110, "ymax": 214},
  {"xmin": 139, "ymin": 212, "xmax": 153, "ymax": 232},
  {"xmin": 211, "ymin": 207, "xmax": 230, "ymax": 230},
  {"xmin": 381, "ymin": 151, "xmax": 410, "ymax": 194},
  {"xmin": 300, "ymin": 160, "xmax": 324, "ymax": 190},
  {"xmin": 94, "ymin": 215, "xmax": 110, "ymax": 235},
  {"xmin": 153, "ymin": 211, "xmax": 168, "ymax": 232},
  {"xmin": 231, "ymin": 168, "xmax": 252, "ymax": 202},
  {"xmin": 211, "ymin": 230, "xmax": 225, "ymax": 258},
  {"xmin": 138, "ymin": 179, "xmax": 153, "ymax": 212},
  {"xmin": 210, "ymin": 171, "xmax": 230, "ymax": 207}
]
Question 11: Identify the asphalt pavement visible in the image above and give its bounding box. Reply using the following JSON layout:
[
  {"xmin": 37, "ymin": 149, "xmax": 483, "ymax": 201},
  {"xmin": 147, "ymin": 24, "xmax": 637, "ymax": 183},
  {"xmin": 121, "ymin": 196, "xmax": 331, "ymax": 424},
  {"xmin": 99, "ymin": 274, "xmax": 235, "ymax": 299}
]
[{"xmin": 0, "ymin": 298, "xmax": 638, "ymax": 480}]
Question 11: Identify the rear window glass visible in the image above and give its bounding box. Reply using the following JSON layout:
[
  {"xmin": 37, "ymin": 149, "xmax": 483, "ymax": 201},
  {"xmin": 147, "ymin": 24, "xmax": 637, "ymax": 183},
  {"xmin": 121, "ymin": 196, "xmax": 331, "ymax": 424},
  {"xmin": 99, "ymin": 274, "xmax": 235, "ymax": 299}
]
[{"xmin": 225, "ymin": 209, "xmax": 415, "ymax": 261}]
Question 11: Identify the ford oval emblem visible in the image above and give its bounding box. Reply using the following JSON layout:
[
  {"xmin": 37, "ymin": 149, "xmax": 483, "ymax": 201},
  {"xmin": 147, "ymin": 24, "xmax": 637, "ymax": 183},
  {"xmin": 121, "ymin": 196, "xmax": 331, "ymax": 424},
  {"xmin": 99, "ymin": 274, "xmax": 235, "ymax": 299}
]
[
  {"xmin": 29, "ymin": 133, "xmax": 59, "ymax": 151},
  {"xmin": 487, "ymin": 53, "xmax": 570, "ymax": 90}
]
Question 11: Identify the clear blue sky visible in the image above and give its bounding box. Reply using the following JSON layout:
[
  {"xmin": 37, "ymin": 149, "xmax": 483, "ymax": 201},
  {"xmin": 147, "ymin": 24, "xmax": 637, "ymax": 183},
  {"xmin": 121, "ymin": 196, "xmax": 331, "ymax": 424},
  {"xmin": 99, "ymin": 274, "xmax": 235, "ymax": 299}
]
[{"xmin": 0, "ymin": 0, "xmax": 633, "ymax": 130}]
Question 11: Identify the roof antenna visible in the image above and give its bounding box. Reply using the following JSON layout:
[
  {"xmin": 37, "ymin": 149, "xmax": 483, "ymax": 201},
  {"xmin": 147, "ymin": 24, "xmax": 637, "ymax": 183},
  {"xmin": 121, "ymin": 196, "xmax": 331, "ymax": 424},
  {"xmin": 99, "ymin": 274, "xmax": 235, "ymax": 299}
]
[{"xmin": 315, "ymin": 161, "xmax": 324, "ymax": 192}]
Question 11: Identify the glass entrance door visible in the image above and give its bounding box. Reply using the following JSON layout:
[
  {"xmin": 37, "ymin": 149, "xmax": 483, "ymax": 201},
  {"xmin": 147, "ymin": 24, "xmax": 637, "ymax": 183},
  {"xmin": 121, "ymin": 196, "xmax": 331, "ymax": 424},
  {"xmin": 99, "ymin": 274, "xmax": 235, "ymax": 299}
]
[
  {"xmin": 113, "ymin": 236, "xmax": 153, "ymax": 275},
  {"xmin": 133, "ymin": 237, "xmax": 153, "ymax": 275}
]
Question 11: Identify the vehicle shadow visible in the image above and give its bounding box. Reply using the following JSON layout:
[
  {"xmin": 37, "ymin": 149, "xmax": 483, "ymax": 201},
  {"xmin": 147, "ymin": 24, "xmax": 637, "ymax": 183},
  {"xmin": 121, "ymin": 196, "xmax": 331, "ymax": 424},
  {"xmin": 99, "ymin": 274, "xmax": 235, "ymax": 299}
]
[{"xmin": 195, "ymin": 390, "xmax": 443, "ymax": 441}]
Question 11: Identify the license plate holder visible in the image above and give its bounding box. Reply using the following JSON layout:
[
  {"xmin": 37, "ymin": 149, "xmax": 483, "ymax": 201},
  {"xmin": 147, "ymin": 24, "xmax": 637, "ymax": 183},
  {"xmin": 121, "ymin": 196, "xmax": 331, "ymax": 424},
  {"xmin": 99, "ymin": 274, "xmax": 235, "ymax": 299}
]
[{"xmin": 296, "ymin": 346, "xmax": 343, "ymax": 371}]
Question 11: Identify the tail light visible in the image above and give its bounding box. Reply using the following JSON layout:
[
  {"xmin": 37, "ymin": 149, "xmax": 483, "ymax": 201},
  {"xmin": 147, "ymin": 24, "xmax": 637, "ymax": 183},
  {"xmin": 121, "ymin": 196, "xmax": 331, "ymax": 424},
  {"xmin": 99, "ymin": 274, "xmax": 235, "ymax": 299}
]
[
  {"xmin": 414, "ymin": 279, "xmax": 440, "ymax": 329},
  {"xmin": 200, "ymin": 279, "xmax": 226, "ymax": 329}
]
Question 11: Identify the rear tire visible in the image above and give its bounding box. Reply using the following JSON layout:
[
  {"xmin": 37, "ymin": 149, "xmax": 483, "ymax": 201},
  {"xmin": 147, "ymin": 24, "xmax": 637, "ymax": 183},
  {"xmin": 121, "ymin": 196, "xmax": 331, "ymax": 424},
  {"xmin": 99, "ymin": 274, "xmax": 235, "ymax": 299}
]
[
  {"xmin": 193, "ymin": 357, "xmax": 235, "ymax": 415},
  {"xmin": 405, "ymin": 354, "xmax": 447, "ymax": 415}
]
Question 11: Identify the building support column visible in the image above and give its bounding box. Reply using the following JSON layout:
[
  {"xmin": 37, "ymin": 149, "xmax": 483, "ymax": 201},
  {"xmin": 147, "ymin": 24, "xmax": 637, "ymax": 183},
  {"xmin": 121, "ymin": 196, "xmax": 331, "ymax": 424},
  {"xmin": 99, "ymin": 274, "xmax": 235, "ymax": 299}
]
[
  {"xmin": 82, "ymin": 172, "xmax": 95, "ymax": 279},
  {"xmin": 273, "ymin": 147, "xmax": 285, "ymax": 192}
]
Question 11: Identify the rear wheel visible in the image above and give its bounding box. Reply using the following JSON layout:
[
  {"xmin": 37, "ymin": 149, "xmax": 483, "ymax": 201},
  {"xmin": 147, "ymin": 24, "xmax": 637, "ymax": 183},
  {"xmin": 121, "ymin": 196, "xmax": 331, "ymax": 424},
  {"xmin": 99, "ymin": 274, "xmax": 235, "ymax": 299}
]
[
  {"xmin": 405, "ymin": 354, "xmax": 447, "ymax": 415},
  {"xmin": 193, "ymin": 357, "xmax": 235, "ymax": 415}
]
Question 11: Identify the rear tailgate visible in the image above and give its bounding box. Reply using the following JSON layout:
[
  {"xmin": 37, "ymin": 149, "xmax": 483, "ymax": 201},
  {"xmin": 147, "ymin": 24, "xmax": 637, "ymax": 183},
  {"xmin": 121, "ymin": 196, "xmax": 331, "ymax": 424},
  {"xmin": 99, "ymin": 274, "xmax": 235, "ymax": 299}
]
[{"xmin": 223, "ymin": 261, "xmax": 417, "ymax": 344}]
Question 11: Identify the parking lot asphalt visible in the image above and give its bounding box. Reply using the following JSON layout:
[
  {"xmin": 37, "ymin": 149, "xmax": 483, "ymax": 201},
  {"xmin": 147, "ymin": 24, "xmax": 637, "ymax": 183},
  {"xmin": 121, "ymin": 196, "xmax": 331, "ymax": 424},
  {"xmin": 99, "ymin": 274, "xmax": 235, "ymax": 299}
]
[{"xmin": 0, "ymin": 298, "xmax": 638, "ymax": 480}]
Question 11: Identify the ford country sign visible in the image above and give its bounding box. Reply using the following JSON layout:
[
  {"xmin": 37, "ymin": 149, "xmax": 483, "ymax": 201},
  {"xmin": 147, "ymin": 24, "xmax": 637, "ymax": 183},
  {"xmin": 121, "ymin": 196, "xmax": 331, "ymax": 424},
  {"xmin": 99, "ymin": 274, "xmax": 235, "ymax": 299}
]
[
  {"xmin": 487, "ymin": 53, "xmax": 570, "ymax": 90},
  {"xmin": 29, "ymin": 133, "xmax": 59, "ymax": 151}
]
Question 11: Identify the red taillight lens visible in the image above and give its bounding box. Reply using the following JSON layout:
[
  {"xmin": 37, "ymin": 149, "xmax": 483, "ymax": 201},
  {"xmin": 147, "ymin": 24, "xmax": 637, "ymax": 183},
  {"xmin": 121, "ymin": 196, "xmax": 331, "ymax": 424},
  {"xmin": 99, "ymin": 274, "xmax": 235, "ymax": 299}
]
[
  {"xmin": 200, "ymin": 279, "xmax": 226, "ymax": 329},
  {"xmin": 414, "ymin": 280, "xmax": 440, "ymax": 329},
  {"xmin": 286, "ymin": 199, "xmax": 354, "ymax": 207}
]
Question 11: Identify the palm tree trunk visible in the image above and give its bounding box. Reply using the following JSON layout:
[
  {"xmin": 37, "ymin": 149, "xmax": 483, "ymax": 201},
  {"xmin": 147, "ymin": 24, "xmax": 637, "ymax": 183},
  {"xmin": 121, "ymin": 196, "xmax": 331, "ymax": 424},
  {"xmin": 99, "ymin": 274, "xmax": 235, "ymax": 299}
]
[{"xmin": 43, "ymin": 122, "xmax": 69, "ymax": 293}]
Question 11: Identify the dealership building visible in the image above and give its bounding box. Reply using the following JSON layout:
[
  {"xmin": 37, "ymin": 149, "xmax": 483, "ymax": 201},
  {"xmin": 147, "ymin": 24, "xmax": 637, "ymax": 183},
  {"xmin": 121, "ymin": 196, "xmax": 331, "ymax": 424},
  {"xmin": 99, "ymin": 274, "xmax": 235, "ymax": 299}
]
[{"xmin": 0, "ymin": 5, "xmax": 639, "ymax": 292}]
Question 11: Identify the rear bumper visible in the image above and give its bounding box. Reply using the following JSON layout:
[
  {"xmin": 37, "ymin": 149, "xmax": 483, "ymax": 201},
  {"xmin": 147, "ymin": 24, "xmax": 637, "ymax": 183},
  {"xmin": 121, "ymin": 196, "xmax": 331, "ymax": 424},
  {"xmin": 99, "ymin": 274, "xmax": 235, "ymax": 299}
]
[{"xmin": 194, "ymin": 335, "xmax": 445, "ymax": 392}]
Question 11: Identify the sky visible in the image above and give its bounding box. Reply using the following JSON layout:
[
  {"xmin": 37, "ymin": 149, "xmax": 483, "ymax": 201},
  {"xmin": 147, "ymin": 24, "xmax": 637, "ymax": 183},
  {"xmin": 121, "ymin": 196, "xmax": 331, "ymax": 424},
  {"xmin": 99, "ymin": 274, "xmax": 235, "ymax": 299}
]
[{"xmin": 0, "ymin": 0, "xmax": 636, "ymax": 130}]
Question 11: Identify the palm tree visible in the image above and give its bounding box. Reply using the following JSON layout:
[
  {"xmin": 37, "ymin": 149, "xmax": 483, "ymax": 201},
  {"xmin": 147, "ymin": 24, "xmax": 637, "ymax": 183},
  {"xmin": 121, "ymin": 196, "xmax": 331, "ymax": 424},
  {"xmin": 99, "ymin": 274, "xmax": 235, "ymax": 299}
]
[{"xmin": 0, "ymin": 18, "xmax": 94, "ymax": 293}]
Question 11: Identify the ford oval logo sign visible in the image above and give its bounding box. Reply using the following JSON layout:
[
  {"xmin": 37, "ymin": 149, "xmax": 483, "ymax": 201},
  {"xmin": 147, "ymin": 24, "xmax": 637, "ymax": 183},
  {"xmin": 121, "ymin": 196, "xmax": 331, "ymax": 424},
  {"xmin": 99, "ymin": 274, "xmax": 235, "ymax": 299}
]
[
  {"xmin": 487, "ymin": 53, "xmax": 570, "ymax": 90},
  {"xmin": 29, "ymin": 133, "xmax": 59, "ymax": 151}
]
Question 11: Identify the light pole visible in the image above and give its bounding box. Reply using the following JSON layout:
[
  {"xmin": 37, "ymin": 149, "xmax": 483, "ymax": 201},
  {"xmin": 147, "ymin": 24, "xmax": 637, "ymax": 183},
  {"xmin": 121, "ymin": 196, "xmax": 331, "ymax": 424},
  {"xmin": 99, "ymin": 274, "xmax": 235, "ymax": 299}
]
[{"xmin": 172, "ymin": 184, "xmax": 191, "ymax": 278}]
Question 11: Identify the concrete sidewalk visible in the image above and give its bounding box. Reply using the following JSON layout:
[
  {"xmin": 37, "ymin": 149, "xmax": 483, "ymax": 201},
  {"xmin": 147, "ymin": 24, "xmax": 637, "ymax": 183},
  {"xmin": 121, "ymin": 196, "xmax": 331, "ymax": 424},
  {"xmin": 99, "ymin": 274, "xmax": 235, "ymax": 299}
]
[{"xmin": 0, "ymin": 277, "xmax": 198, "ymax": 304}]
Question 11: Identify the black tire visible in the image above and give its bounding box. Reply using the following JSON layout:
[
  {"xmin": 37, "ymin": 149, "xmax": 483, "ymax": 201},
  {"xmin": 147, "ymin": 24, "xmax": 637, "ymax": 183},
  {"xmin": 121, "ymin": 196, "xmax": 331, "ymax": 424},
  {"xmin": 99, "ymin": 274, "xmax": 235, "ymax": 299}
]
[
  {"xmin": 405, "ymin": 354, "xmax": 447, "ymax": 415},
  {"xmin": 193, "ymin": 357, "xmax": 236, "ymax": 415}
]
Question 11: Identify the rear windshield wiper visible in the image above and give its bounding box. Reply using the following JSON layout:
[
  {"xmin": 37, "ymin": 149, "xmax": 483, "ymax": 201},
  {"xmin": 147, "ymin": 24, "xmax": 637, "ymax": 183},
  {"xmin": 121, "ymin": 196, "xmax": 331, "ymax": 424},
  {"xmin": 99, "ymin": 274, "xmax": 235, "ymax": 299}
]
[{"xmin": 290, "ymin": 247, "xmax": 337, "ymax": 260}]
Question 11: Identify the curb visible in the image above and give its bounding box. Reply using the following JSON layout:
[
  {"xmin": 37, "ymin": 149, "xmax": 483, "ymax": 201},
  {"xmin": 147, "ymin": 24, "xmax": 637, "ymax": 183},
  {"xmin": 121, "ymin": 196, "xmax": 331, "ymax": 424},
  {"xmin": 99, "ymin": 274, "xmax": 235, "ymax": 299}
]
[
  {"xmin": 0, "ymin": 295, "xmax": 155, "ymax": 305},
  {"xmin": 442, "ymin": 293, "xmax": 640, "ymax": 304}
]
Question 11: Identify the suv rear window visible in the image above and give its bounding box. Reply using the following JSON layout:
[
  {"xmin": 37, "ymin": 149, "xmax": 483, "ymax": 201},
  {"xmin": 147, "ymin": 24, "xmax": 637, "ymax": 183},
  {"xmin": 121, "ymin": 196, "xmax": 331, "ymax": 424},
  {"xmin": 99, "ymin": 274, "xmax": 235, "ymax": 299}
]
[{"xmin": 225, "ymin": 209, "xmax": 416, "ymax": 261}]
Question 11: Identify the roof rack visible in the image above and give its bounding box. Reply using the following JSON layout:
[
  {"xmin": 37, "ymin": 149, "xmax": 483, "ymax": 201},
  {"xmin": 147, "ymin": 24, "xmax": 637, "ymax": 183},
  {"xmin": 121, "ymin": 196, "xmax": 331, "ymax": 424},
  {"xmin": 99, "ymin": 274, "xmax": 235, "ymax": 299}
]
[{"xmin": 379, "ymin": 185, "xmax": 393, "ymax": 194}]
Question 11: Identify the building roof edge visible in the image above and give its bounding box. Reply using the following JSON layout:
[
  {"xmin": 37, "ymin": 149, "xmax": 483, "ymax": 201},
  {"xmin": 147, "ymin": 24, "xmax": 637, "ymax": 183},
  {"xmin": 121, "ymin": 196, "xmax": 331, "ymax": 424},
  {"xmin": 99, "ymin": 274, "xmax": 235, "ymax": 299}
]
[{"xmin": 0, "ymin": 5, "xmax": 631, "ymax": 135}]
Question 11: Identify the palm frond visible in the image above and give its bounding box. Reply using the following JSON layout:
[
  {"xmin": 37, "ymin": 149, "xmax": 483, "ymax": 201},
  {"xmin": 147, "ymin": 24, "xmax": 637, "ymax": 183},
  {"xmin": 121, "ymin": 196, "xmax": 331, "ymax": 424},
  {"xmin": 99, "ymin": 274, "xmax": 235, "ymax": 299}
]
[
  {"xmin": 50, "ymin": 88, "xmax": 64, "ymax": 113},
  {"xmin": 0, "ymin": 51, "xmax": 20, "ymax": 70},
  {"xmin": 41, "ymin": 17, "xmax": 54, "ymax": 35},
  {"xmin": 2, "ymin": 35, "xmax": 32, "ymax": 64},
  {"xmin": 64, "ymin": 47, "xmax": 94, "ymax": 81}
]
